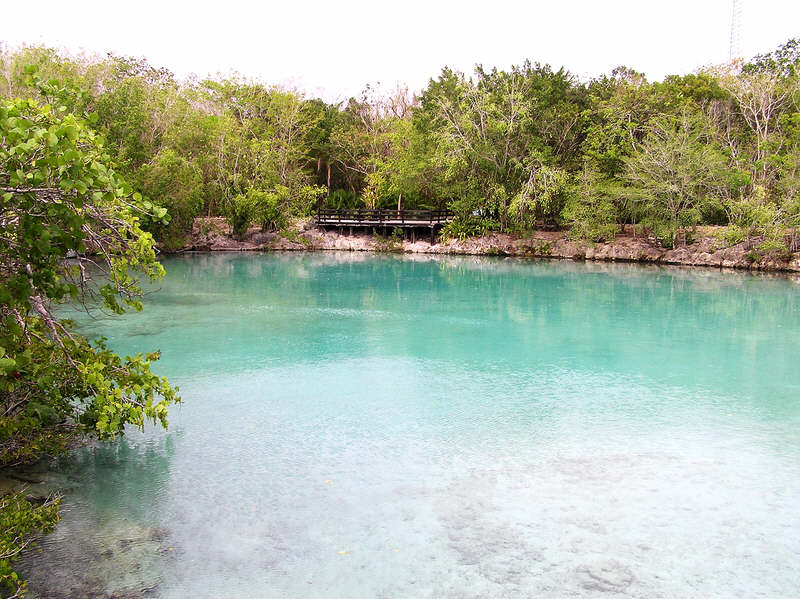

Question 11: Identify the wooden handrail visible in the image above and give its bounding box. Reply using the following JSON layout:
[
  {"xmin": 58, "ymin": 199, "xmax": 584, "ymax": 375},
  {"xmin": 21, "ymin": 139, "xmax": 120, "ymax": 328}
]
[{"xmin": 316, "ymin": 208, "xmax": 453, "ymax": 225}]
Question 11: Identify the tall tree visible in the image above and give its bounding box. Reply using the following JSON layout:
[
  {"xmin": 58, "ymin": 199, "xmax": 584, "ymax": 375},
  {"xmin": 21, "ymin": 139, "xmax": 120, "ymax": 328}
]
[
  {"xmin": 0, "ymin": 92, "xmax": 179, "ymax": 594},
  {"xmin": 624, "ymin": 110, "xmax": 734, "ymax": 246}
]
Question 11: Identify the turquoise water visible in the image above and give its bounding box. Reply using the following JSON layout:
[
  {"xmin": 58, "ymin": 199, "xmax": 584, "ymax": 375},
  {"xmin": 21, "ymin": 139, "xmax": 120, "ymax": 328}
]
[{"xmin": 20, "ymin": 252, "xmax": 800, "ymax": 598}]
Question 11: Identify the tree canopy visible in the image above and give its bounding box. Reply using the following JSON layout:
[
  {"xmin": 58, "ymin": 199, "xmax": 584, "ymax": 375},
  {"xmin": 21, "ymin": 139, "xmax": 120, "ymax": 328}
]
[
  {"xmin": 4, "ymin": 40, "xmax": 799, "ymax": 250},
  {"xmin": 0, "ymin": 84, "xmax": 178, "ymax": 596}
]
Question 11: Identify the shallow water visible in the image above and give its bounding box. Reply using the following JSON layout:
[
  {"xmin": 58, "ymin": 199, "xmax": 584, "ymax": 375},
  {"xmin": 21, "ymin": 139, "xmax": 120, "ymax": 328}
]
[{"xmin": 19, "ymin": 253, "xmax": 800, "ymax": 598}]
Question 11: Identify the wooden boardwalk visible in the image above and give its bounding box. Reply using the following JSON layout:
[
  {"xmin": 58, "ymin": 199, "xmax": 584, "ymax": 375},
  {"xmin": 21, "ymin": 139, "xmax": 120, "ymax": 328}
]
[
  {"xmin": 316, "ymin": 208, "xmax": 453, "ymax": 243},
  {"xmin": 316, "ymin": 208, "xmax": 453, "ymax": 228},
  {"xmin": 317, "ymin": 208, "xmax": 453, "ymax": 245}
]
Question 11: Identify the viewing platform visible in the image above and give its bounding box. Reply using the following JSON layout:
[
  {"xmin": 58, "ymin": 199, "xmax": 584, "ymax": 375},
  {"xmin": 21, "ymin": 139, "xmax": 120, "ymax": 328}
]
[
  {"xmin": 316, "ymin": 208, "xmax": 453, "ymax": 242},
  {"xmin": 316, "ymin": 208, "xmax": 453, "ymax": 228}
]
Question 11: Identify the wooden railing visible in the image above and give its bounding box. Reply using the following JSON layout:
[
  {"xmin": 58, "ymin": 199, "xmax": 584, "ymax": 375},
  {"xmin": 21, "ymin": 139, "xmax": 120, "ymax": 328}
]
[{"xmin": 316, "ymin": 208, "xmax": 453, "ymax": 226}]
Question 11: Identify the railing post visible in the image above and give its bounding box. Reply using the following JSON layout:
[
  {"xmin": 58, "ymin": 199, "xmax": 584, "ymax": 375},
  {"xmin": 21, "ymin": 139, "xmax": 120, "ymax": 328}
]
[{"xmin": 317, "ymin": 207, "xmax": 452, "ymax": 229}]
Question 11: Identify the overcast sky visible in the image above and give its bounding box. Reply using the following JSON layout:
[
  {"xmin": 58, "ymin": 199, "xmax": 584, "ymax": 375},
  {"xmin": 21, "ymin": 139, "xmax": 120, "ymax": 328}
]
[{"xmin": 2, "ymin": 0, "xmax": 798, "ymax": 101}]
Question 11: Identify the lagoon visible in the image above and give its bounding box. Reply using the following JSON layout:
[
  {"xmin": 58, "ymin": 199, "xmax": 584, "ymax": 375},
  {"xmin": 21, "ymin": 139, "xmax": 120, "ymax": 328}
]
[{"xmin": 20, "ymin": 252, "xmax": 800, "ymax": 598}]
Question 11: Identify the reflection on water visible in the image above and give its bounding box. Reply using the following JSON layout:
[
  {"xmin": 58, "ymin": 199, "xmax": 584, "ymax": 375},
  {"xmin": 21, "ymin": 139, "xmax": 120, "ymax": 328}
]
[{"xmin": 17, "ymin": 253, "xmax": 800, "ymax": 598}]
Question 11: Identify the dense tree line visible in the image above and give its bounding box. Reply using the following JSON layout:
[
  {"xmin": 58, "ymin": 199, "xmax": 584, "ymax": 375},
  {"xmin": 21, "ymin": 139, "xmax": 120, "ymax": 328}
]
[{"xmin": 2, "ymin": 41, "xmax": 798, "ymax": 252}]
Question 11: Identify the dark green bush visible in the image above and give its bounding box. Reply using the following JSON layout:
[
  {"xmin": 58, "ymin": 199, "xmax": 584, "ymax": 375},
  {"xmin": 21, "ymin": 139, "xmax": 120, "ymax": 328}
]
[{"xmin": 440, "ymin": 216, "xmax": 499, "ymax": 242}]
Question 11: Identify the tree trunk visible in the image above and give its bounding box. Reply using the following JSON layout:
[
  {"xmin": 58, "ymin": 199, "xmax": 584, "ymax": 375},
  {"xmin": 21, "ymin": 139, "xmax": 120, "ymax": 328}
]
[{"xmin": 327, "ymin": 163, "xmax": 331, "ymax": 192}]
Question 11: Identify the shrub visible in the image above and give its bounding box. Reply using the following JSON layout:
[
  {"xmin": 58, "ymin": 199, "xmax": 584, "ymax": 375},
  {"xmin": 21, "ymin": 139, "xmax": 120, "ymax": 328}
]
[
  {"xmin": 137, "ymin": 149, "xmax": 204, "ymax": 237},
  {"xmin": 0, "ymin": 492, "xmax": 61, "ymax": 597},
  {"xmin": 714, "ymin": 225, "xmax": 747, "ymax": 248},
  {"xmin": 254, "ymin": 189, "xmax": 288, "ymax": 232},
  {"xmin": 563, "ymin": 194, "xmax": 618, "ymax": 242},
  {"xmin": 756, "ymin": 238, "xmax": 791, "ymax": 262},
  {"xmin": 373, "ymin": 228, "xmax": 404, "ymax": 252},
  {"xmin": 650, "ymin": 221, "xmax": 677, "ymax": 249},
  {"xmin": 440, "ymin": 216, "xmax": 499, "ymax": 242},
  {"xmin": 228, "ymin": 185, "xmax": 327, "ymax": 239},
  {"xmin": 227, "ymin": 192, "xmax": 257, "ymax": 239},
  {"xmin": 563, "ymin": 167, "xmax": 621, "ymax": 242},
  {"xmin": 326, "ymin": 189, "xmax": 360, "ymax": 210},
  {"xmin": 279, "ymin": 228, "xmax": 311, "ymax": 247}
]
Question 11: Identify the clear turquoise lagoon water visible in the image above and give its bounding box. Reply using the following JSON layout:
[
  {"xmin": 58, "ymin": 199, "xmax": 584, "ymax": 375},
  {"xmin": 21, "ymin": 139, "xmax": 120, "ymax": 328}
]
[{"xmin": 20, "ymin": 252, "xmax": 800, "ymax": 598}]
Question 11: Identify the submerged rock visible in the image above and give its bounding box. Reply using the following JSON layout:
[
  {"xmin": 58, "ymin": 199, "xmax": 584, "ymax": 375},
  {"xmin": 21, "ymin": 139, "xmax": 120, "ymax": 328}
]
[
  {"xmin": 16, "ymin": 512, "xmax": 173, "ymax": 599},
  {"xmin": 576, "ymin": 560, "xmax": 635, "ymax": 592}
]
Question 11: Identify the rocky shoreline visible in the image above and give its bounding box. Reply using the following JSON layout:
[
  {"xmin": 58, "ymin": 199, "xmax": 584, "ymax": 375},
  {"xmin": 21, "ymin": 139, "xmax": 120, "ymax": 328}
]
[{"xmin": 178, "ymin": 217, "xmax": 800, "ymax": 274}]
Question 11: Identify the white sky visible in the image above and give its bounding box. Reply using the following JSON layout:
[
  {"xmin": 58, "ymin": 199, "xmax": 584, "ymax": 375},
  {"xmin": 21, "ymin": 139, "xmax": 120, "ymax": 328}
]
[{"xmin": 2, "ymin": 0, "xmax": 798, "ymax": 101}]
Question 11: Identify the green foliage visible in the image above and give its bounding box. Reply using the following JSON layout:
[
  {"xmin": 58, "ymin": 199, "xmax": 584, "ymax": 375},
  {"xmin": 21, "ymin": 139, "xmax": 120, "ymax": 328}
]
[
  {"xmin": 0, "ymin": 492, "xmax": 60, "ymax": 597},
  {"xmin": 228, "ymin": 185, "xmax": 325, "ymax": 239},
  {"xmin": 0, "ymin": 95, "xmax": 179, "ymax": 589},
  {"xmin": 756, "ymin": 237, "xmax": 790, "ymax": 261},
  {"xmin": 419, "ymin": 62, "xmax": 587, "ymax": 230},
  {"xmin": 508, "ymin": 162, "xmax": 571, "ymax": 229},
  {"xmin": 647, "ymin": 221, "xmax": 679, "ymax": 249},
  {"xmin": 714, "ymin": 225, "xmax": 747, "ymax": 248},
  {"xmin": 227, "ymin": 192, "xmax": 257, "ymax": 239},
  {"xmin": 624, "ymin": 110, "xmax": 737, "ymax": 245},
  {"xmin": 372, "ymin": 228, "xmax": 404, "ymax": 253},
  {"xmin": 440, "ymin": 216, "xmax": 499, "ymax": 242},
  {"xmin": 3, "ymin": 37, "xmax": 800, "ymax": 257},
  {"xmin": 722, "ymin": 189, "xmax": 785, "ymax": 245},
  {"xmin": 290, "ymin": 185, "xmax": 327, "ymax": 217},
  {"xmin": 256, "ymin": 190, "xmax": 288, "ymax": 232},
  {"xmin": 279, "ymin": 227, "xmax": 311, "ymax": 247},
  {"xmin": 744, "ymin": 38, "xmax": 800, "ymax": 78},
  {"xmin": 564, "ymin": 168, "xmax": 620, "ymax": 242},
  {"xmin": 0, "ymin": 95, "xmax": 179, "ymax": 441},
  {"xmin": 326, "ymin": 189, "xmax": 360, "ymax": 209},
  {"xmin": 137, "ymin": 148, "xmax": 203, "ymax": 235}
]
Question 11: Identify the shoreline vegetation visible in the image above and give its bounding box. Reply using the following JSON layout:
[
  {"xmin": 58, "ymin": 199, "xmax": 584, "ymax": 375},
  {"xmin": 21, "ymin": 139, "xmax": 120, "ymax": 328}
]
[
  {"xmin": 180, "ymin": 217, "xmax": 800, "ymax": 274},
  {"xmin": 3, "ymin": 40, "xmax": 800, "ymax": 265}
]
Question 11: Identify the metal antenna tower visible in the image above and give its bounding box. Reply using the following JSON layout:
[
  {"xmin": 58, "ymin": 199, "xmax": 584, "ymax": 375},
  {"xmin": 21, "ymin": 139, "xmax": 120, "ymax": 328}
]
[{"xmin": 729, "ymin": 0, "xmax": 743, "ymax": 61}]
